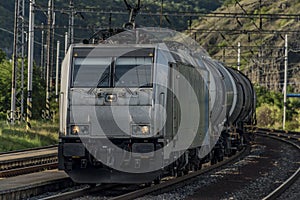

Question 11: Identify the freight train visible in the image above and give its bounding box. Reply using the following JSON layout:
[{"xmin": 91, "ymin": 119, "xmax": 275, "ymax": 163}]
[{"xmin": 58, "ymin": 28, "xmax": 256, "ymax": 184}]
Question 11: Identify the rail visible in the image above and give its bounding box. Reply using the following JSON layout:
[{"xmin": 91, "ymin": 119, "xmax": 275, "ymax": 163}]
[
  {"xmin": 256, "ymin": 128, "xmax": 300, "ymax": 200},
  {"xmin": 0, "ymin": 146, "xmax": 58, "ymax": 177}
]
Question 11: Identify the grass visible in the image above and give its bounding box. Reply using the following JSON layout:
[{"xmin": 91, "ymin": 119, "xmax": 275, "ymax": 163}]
[{"xmin": 0, "ymin": 121, "xmax": 58, "ymax": 152}]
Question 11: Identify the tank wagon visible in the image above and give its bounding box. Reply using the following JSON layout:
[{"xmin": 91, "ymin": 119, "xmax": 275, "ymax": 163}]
[{"xmin": 58, "ymin": 29, "xmax": 255, "ymax": 184}]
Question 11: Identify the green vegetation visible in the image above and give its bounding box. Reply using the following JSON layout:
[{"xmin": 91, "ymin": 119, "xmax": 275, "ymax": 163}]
[
  {"xmin": 0, "ymin": 48, "xmax": 6, "ymax": 62},
  {"xmin": 255, "ymin": 85, "xmax": 300, "ymax": 131},
  {"xmin": 0, "ymin": 50, "xmax": 46, "ymax": 120},
  {"xmin": 0, "ymin": 49, "xmax": 58, "ymax": 152},
  {"xmin": 223, "ymin": 0, "xmax": 238, "ymax": 6},
  {"xmin": 0, "ymin": 121, "xmax": 58, "ymax": 152}
]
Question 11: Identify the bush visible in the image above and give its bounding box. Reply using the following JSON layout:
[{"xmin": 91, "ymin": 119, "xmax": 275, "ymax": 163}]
[
  {"xmin": 285, "ymin": 121, "xmax": 300, "ymax": 131},
  {"xmin": 0, "ymin": 112, "xmax": 6, "ymax": 120},
  {"xmin": 256, "ymin": 103, "xmax": 282, "ymax": 128}
]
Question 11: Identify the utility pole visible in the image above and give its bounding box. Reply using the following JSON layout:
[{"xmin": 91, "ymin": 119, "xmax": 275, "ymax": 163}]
[
  {"xmin": 26, "ymin": 0, "xmax": 35, "ymax": 130},
  {"xmin": 10, "ymin": 0, "xmax": 18, "ymax": 124},
  {"xmin": 283, "ymin": 34, "xmax": 288, "ymax": 129},
  {"xmin": 68, "ymin": 0, "xmax": 74, "ymax": 47},
  {"xmin": 50, "ymin": 10, "xmax": 55, "ymax": 102},
  {"xmin": 259, "ymin": 0, "xmax": 262, "ymax": 29},
  {"xmin": 41, "ymin": 23, "xmax": 44, "ymax": 79},
  {"xmin": 237, "ymin": 42, "xmax": 241, "ymax": 71},
  {"xmin": 160, "ymin": 0, "xmax": 164, "ymax": 27},
  {"xmin": 64, "ymin": 32, "xmax": 68, "ymax": 55},
  {"xmin": 43, "ymin": 44, "xmax": 47, "ymax": 80},
  {"xmin": 11, "ymin": 0, "xmax": 25, "ymax": 124},
  {"xmin": 20, "ymin": 0, "xmax": 25, "ymax": 121},
  {"xmin": 222, "ymin": 48, "xmax": 225, "ymax": 63},
  {"xmin": 55, "ymin": 41, "xmax": 60, "ymax": 102},
  {"xmin": 45, "ymin": 0, "xmax": 53, "ymax": 120}
]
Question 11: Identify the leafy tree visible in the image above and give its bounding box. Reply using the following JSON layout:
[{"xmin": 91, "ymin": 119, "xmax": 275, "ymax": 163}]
[
  {"xmin": 31, "ymin": 65, "xmax": 46, "ymax": 119},
  {"xmin": 0, "ymin": 59, "xmax": 11, "ymax": 119},
  {"xmin": 255, "ymin": 85, "xmax": 300, "ymax": 130},
  {"xmin": 0, "ymin": 56, "xmax": 46, "ymax": 120},
  {"xmin": 0, "ymin": 49, "xmax": 6, "ymax": 63},
  {"xmin": 255, "ymin": 85, "xmax": 283, "ymax": 109}
]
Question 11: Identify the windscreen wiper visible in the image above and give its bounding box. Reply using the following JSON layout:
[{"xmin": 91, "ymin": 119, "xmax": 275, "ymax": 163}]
[{"xmin": 87, "ymin": 72, "xmax": 109, "ymax": 94}]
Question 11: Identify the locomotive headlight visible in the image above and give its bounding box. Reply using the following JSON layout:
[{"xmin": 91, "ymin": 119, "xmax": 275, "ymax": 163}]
[
  {"xmin": 141, "ymin": 126, "xmax": 149, "ymax": 134},
  {"xmin": 132, "ymin": 124, "xmax": 150, "ymax": 136},
  {"xmin": 71, "ymin": 125, "xmax": 80, "ymax": 135},
  {"xmin": 105, "ymin": 94, "xmax": 117, "ymax": 102},
  {"xmin": 70, "ymin": 125, "xmax": 89, "ymax": 135}
]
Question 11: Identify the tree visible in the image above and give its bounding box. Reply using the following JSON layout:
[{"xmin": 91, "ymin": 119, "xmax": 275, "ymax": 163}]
[
  {"xmin": 0, "ymin": 57, "xmax": 46, "ymax": 120},
  {"xmin": 0, "ymin": 48, "xmax": 6, "ymax": 63},
  {"xmin": 255, "ymin": 85, "xmax": 300, "ymax": 130},
  {"xmin": 0, "ymin": 59, "xmax": 12, "ymax": 119}
]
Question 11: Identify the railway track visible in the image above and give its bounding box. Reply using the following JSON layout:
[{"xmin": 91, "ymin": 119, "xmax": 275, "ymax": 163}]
[
  {"xmin": 1, "ymin": 128, "xmax": 298, "ymax": 200},
  {"xmin": 40, "ymin": 143, "xmax": 249, "ymax": 200},
  {"xmin": 182, "ymin": 128, "xmax": 300, "ymax": 200},
  {"xmin": 110, "ymin": 147, "xmax": 249, "ymax": 200},
  {"xmin": 40, "ymin": 184, "xmax": 119, "ymax": 200},
  {"xmin": 0, "ymin": 145, "xmax": 58, "ymax": 177},
  {"xmin": 255, "ymin": 128, "xmax": 300, "ymax": 200},
  {"xmin": 110, "ymin": 128, "xmax": 299, "ymax": 200}
]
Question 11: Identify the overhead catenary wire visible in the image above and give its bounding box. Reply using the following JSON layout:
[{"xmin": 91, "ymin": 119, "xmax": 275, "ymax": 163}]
[{"xmin": 6, "ymin": 0, "xmax": 300, "ymax": 107}]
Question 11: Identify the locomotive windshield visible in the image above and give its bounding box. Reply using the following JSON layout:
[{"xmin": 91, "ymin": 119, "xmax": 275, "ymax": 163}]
[
  {"xmin": 72, "ymin": 57, "xmax": 111, "ymax": 87},
  {"xmin": 115, "ymin": 57, "xmax": 152, "ymax": 87},
  {"xmin": 72, "ymin": 56, "xmax": 153, "ymax": 88}
]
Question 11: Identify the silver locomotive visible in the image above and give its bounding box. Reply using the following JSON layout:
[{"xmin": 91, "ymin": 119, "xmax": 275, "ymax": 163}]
[{"xmin": 58, "ymin": 28, "xmax": 255, "ymax": 184}]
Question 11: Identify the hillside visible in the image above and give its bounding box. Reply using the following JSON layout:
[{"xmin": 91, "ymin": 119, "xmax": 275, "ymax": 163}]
[
  {"xmin": 191, "ymin": 0, "xmax": 300, "ymax": 92},
  {"xmin": 2, "ymin": 0, "xmax": 299, "ymax": 92},
  {"xmin": 0, "ymin": 0, "xmax": 223, "ymax": 57}
]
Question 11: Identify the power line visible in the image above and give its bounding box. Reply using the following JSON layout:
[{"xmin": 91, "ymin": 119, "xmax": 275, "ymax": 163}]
[
  {"xmin": 32, "ymin": 8, "xmax": 300, "ymax": 20},
  {"xmin": 0, "ymin": 27, "xmax": 14, "ymax": 34}
]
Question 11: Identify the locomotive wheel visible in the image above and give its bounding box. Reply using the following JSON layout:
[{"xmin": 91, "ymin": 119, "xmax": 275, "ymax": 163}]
[
  {"xmin": 171, "ymin": 167, "xmax": 178, "ymax": 177},
  {"xmin": 211, "ymin": 156, "xmax": 217, "ymax": 165},
  {"xmin": 231, "ymin": 149, "xmax": 237, "ymax": 155},
  {"xmin": 217, "ymin": 156, "xmax": 224, "ymax": 162},
  {"xmin": 191, "ymin": 163, "xmax": 199, "ymax": 171},
  {"xmin": 196, "ymin": 163, "xmax": 202, "ymax": 170},
  {"xmin": 154, "ymin": 175, "xmax": 161, "ymax": 184},
  {"xmin": 177, "ymin": 170, "xmax": 184, "ymax": 177},
  {"xmin": 210, "ymin": 150, "xmax": 217, "ymax": 165},
  {"xmin": 183, "ymin": 168, "xmax": 189, "ymax": 175},
  {"xmin": 216, "ymin": 149, "xmax": 224, "ymax": 162},
  {"xmin": 145, "ymin": 182, "xmax": 152, "ymax": 187},
  {"xmin": 88, "ymin": 183, "xmax": 97, "ymax": 187}
]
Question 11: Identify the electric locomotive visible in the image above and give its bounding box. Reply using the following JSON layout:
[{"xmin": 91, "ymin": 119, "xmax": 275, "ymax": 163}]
[{"xmin": 58, "ymin": 28, "xmax": 255, "ymax": 184}]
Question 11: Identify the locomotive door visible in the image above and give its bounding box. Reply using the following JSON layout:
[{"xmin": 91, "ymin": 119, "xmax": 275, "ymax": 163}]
[{"xmin": 168, "ymin": 63, "xmax": 180, "ymax": 143}]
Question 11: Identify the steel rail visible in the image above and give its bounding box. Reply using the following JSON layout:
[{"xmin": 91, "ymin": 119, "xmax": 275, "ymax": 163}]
[
  {"xmin": 256, "ymin": 128, "xmax": 300, "ymax": 141},
  {"xmin": 109, "ymin": 146, "xmax": 249, "ymax": 200},
  {"xmin": 40, "ymin": 184, "xmax": 118, "ymax": 200},
  {"xmin": 255, "ymin": 130, "xmax": 300, "ymax": 200},
  {"xmin": 0, "ymin": 162, "xmax": 58, "ymax": 177},
  {"xmin": 0, "ymin": 146, "xmax": 58, "ymax": 177},
  {"xmin": 0, "ymin": 145, "xmax": 57, "ymax": 155}
]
